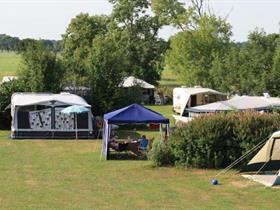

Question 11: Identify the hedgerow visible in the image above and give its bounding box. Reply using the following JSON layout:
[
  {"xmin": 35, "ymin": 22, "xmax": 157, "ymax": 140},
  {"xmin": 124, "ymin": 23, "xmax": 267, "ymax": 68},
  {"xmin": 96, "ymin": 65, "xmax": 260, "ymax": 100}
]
[{"xmin": 152, "ymin": 112, "xmax": 280, "ymax": 168}]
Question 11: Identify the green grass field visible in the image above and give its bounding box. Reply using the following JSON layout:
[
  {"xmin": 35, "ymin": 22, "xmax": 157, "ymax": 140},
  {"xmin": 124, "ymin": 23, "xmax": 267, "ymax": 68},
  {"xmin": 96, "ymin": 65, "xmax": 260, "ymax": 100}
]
[
  {"xmin": 0, "ymin": 130, "xmax": 280, "ymax": 209},
  {"xmin": 0, "ymin": 52, "xmax": 21, "ymax": 79},
  {"xmin": 159, "ymin": 68, "xmax": 183, "ymax": 87}
]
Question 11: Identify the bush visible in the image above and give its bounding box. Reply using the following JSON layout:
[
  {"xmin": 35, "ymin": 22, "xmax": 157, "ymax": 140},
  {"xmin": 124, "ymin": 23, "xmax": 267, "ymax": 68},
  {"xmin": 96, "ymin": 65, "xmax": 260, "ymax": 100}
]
[
  {"xmin": 0, "ymin": 80, "xmax": 25, "ymax": 129},
  {"xmin": 149, "ymin": 140, "xmax": 175, "ymax": 166},
  {"xmin": 170, "ymin": 112, "xmax": 280, "ymax": 169}
]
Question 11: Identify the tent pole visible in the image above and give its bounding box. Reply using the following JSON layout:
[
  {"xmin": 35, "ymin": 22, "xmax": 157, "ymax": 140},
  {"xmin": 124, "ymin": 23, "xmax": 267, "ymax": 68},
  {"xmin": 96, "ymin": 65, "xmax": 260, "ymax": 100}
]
[
  {"xmin": 166, "ymin": 123, "xmax": 170, "ymax": 143},
  {"xmin": 75, "ymin": 113, "xmax": 78, "ymax": 140}
]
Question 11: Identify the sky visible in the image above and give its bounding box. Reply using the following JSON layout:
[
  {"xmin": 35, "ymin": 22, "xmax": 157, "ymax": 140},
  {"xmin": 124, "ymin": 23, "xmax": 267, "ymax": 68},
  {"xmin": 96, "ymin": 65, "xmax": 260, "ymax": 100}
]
[{"xmin": 0, "ymin": 0, "xmax": 280, "ymax": 42}]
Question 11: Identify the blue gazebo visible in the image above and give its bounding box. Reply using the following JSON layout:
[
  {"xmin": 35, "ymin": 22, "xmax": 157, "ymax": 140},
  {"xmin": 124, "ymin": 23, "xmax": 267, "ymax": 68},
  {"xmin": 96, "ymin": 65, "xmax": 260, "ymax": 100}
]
[{"xmin": 101, "ymin": 103, "xmax": 170, "ymax": 159}]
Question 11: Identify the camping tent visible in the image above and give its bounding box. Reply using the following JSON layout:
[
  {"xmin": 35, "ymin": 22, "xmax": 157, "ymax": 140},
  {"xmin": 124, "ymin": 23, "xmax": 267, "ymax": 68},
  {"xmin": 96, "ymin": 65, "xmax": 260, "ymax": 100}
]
[
  {"xmin": 241, "ymin": 131, "xmax": 280, "ymax": 173},
  {"xmin": 120, "ymin": 76, "xmax": 155, "ymax": 104},
  {"xmin": 120, "ymin": 76, "xmax": 155, "ymax": 89},
  {"xmin": 241, "ymin": 131, "xmax": 280, "ymax": 186},
  {"xmin": 101, "ymin": 103, "xmax": 170, "ymax": 159},
  {"xmin": 11, "ymin": 92, "xmax": 93, "ymax": 139}
]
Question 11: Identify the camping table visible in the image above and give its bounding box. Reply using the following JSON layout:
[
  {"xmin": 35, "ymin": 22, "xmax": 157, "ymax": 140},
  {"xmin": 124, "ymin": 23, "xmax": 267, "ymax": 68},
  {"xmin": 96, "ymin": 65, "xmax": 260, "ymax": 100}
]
[{"xmin": 109, "ymin": 139, "xmax": 140, "ymax": 155}]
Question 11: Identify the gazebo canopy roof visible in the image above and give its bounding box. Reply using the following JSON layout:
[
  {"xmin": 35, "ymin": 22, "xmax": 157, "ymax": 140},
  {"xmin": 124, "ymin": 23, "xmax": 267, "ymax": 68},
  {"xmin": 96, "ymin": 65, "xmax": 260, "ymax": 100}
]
[{"xmin": 104, "ymin": 103, "xmax": 169, "ymax": 124}]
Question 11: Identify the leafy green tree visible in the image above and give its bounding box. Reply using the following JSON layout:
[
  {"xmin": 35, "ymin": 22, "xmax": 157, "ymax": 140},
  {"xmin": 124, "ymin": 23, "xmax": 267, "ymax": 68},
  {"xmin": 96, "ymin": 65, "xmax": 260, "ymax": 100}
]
[
  {"xmin": 18, "ymin": 41, "xmax": 64, "ymax": 93},
  {"xmin": 209, "ymin": 30, "xmax": 280, "ymax": 95},
  {"xmin": 87, "ymin": 30, "xmax": 130, "ymax": 114},
  {"xmin": 238, "ymin": 31, "xmax": 279, "ymax": 95},
  {"xmin": 0, "ymin": 80, "xmax": 25, "ymax": 129},
  {"xmin": 267, "ymin": 38, "xmax": 280, "ymax": 96},
  {"xmin": 109, "ymin": 0, "xmax": 168, "ymax": 84},
  {"xmin": 165, "ymin": 15, "xmax": 232, "ymax": 87},
  {"xmin": 209, "ymin": 45, "xmax": 242, "ymax": 93},
  {"xmin": 62, "ymin": 13, "xmax": 110, "ymax": 86},
  {"xmin": 152, "ymin": 0, "xmax": 208, "ymax": 30}
]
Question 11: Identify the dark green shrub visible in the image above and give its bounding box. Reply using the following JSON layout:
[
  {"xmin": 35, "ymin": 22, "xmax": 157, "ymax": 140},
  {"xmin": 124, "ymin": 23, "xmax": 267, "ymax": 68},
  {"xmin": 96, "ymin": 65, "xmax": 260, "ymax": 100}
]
[
  {"xmin": 170, "ymin": 112, "xmax": 280, "ymax": 168},
  {"xmin": 0, "ymin": 80, "xmax": 25, "ymax": 129},
  {"xmin": 150, "ymin": 140, "xmax": 175, "ymax": 166}
]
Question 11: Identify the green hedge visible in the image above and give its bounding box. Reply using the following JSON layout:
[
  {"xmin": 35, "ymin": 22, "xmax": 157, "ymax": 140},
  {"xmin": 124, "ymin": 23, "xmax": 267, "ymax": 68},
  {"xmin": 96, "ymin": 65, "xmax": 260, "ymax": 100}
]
[
  {"xmin": 169, "ymin": 112, "xmax": 280, "ymax": 168},
  {"xmin": 149, "ymin": 140, "xmax": 175, "ymax": 167}
]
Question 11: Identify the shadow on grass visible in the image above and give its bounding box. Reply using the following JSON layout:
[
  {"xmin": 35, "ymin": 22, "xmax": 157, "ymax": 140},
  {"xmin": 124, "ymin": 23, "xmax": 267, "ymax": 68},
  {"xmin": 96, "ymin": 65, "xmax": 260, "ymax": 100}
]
[{"xmin": 108, "ymin": 151, "xmax": 148, "ymax": 161}]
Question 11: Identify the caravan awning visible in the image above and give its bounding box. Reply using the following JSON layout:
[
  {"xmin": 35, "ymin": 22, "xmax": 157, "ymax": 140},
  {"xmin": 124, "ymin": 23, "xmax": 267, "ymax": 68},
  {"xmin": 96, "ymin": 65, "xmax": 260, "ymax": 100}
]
[
  {"xmin": 187, "ymin": 101, "xmax": 233, "ymax": 113},
  {"xmin": 11, "ymin": 92, "xmax": 91, "ymax": 107},
  {"xmin": 226, "ymin": 96, "xmax": 272, "ymax": 110}
]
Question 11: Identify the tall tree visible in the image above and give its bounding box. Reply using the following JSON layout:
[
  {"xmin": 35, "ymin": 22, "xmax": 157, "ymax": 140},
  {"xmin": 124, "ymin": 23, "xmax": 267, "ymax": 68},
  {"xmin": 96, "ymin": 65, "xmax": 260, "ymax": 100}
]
[
  {"xmin": 165, "ymin": 14, "xmax": 232, "ymax": 87},
  {"xmin": 266, "ymin": 37, "xmax": 280, "ymax": 96},
  {"xmin": 18, "ymin": 41, "xmax": 63, "ymax": 93},
  {"xmin": 87, "ymin": 30, "xmax": 129, "ymax": 114},
  {"xmin": 109, "ymin": 0, "xmax": 168, "ymax": 84},
  {"xmin": 62, "ymin": 13, "xmax": 110, "ymax": 87}
]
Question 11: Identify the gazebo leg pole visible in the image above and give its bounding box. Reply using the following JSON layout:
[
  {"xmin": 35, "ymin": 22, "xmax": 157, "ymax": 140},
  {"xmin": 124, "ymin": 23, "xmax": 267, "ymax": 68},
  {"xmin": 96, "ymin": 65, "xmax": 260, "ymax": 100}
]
[{"xmin": 160, "ymin": 123, "xmax": 163, "ymax": 142}]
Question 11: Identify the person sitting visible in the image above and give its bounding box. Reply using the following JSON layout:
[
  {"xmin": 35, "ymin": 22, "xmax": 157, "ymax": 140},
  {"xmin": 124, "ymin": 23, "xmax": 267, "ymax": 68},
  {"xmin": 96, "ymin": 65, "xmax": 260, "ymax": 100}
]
[{"xmin": 139, "ymin": 135, "xmax": 149, "ymax": 151}]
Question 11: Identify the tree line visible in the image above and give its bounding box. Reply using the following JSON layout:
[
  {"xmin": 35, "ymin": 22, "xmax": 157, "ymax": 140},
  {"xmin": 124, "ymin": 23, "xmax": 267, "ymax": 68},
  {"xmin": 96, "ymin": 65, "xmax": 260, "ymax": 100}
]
[
  {"xmin": 0, "ymin": 34, "xmax": 62, "ymax": 52},
  {"xmin": 1, "ymin": 0, "xmax": 280, "ymax": 117}
]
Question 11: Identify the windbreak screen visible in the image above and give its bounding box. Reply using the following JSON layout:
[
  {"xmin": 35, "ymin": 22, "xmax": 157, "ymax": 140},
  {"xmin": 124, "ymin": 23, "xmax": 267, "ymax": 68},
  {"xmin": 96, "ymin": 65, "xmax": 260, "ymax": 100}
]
[{"xmin": 17, "ymin": 105, "xmax": 51, "ymax": 130}]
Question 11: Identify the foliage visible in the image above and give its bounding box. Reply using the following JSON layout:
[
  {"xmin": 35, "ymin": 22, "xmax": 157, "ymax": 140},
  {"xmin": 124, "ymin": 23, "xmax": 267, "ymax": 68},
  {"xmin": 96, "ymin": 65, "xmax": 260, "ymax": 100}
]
[
  {"xmin": 109, "ymin": 0, "xmax": 168, "ymax": 85},
  {"xmin": 267, "ymin": 37, "xmax": 280, "ymax": 96},
  {"xmin": 87, "ymin": 31, "xmax": 129, "ymax": 114},
  {"xmin": 18, "ymin": 41, "xmax": 64, "ymax": 93},
  {"xmin": 0, "ymin": 34, "xmax": 61, "ymax": 52},
  {"xmin": 62, "ymin": 13, "xmax": 110, "ymax": 86},
  {"xmin": 0, "ymin": 80, "xmax": 25, "ymax": 129},
  {"xmin": 165, "ymin": 15, "xmax": 232, "ymax": 87},
  {"xmin": 170, "ymin": 112, "xmax": 280, "ymax": 168},
  {"xmin": 149, "ymin": 139, "xmax": 175, "ymax": 166},
  {"xmin": 211, "ymin": 30, "xmax": 280, "ymax": 95},
  {"xmin": 61, "ymin": 1, "xmax": 168, "ymax": 114},
  {"xmin": 115, "ymin": 86, "xmax": 143, "ymax": 108},
  {"xmin": 151, "ymin": 0, "xmax": 208, "ymax": 30}
]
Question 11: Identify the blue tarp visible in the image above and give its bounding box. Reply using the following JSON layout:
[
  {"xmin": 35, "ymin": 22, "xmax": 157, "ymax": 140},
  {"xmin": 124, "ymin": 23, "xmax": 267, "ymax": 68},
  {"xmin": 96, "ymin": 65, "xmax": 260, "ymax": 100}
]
[{"xmin": 104, "ymin": 103, "xmax": 169, "ymax": 124}]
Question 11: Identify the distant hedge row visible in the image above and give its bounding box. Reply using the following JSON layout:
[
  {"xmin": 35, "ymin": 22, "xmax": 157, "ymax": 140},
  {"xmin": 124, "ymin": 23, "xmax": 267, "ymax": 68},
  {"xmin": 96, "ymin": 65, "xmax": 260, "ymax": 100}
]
[{"xmin": 151, "ymin": 112, "xmax": 280, "ymax": 168}]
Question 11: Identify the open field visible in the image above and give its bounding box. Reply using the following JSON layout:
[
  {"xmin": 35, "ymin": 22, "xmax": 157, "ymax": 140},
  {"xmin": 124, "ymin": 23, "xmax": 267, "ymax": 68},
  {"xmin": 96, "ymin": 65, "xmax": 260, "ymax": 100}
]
[
  {"xmin": 0, "ymin": 52, "xmax": 20, "ymax": 79},
  {"xmin": 0, "ymin": 130, "xmax": 279, "ymax": 209},
  {"xmin": 159, "ymin": 68, "xmax": 182, "ymax": 87}
]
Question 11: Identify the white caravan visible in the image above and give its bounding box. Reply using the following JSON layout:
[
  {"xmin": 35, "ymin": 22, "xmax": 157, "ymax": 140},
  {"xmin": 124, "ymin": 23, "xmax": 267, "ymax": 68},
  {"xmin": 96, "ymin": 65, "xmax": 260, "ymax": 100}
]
[{"xmin": 173, "ymin": 86, "xmax": 227, "ymax": 123}]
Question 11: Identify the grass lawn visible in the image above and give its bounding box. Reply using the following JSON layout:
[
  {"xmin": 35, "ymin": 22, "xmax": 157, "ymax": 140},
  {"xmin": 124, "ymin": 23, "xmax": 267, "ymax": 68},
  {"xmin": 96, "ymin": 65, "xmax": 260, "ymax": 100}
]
[
  {"xmin": 0, "ymin": 52, "xmax": 21, "ymax": 79},
  {"xmin": 159, "ymin": 68, "xmax": 183, "ymax": 87},
  {"xmin": 0, "ymin": 130, "xmax": 279, "ymax": 209}
]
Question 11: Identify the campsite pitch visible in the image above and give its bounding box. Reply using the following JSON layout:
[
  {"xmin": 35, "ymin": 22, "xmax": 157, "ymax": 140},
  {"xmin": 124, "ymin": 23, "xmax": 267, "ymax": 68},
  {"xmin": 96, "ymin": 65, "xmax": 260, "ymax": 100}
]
[{"xmin": 0, "ymin": 131, "xmax": 279, "ymax": 209}]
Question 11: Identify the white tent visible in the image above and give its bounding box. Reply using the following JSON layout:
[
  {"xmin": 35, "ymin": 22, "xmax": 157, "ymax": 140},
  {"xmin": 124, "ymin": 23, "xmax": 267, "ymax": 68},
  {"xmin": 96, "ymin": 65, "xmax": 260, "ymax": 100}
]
[
  {"xmin": 11, "ymin": 92, "xmax": 93, "ymax": 139},
  {"xmin": 120, "ymin": 76, "xmax": 155, "ymax": 89},
  {"xmin": 241, "ymin": 131, "xmax": 280, "ymax": 187}
]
